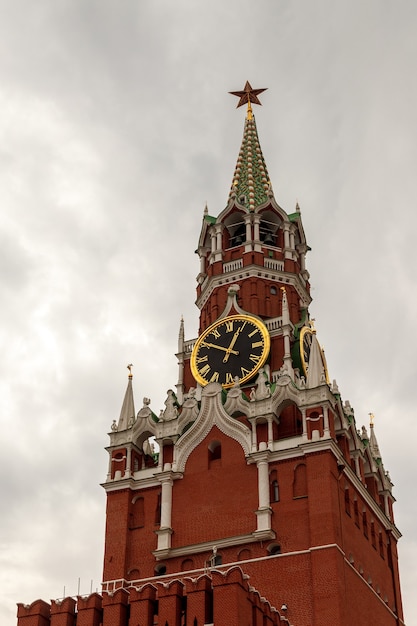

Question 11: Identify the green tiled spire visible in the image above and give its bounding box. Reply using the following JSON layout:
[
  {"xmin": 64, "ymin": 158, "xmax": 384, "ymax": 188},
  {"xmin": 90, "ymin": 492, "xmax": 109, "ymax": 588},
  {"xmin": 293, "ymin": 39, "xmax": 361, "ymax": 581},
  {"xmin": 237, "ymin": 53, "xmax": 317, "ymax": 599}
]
[{"xmin": 229, "ymin": 114, "xmax": 272, "ymax": 211}]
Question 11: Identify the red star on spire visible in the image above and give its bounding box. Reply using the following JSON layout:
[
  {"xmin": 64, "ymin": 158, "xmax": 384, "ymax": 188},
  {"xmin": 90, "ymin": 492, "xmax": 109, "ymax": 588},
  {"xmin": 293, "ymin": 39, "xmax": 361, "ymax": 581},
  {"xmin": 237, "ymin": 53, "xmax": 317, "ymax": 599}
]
[{"xmin": 229, "ymin": 81, "xmax": 268, "ymax": 109}]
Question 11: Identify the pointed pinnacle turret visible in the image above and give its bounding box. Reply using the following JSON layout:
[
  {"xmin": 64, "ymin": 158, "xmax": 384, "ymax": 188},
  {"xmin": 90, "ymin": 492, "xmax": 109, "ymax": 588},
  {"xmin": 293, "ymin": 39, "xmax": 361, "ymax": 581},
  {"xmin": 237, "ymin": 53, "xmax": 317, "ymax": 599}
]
[
  {"xmin": 306, "ymin": 333, "xmax": 326, "ymax": 389},
  {"xmin": 117, "ymin": 365, "xmax": 136, "ymax": 431},
  {"xmin": 228, "ymin": 83, "xmax": 272, "ymax": 211},
  {"xmin": 369, "ymin": 413, "xmax": 382, "ymax": 464}
]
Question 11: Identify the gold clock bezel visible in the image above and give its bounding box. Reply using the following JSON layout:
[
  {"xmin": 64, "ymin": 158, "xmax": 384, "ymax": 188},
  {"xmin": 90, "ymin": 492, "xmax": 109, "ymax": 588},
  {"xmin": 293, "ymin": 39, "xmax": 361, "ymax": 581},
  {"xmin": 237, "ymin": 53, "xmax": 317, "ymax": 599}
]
[{"xmin": 190, "ymin": 314, "xmax": 270, "ymax": 388}]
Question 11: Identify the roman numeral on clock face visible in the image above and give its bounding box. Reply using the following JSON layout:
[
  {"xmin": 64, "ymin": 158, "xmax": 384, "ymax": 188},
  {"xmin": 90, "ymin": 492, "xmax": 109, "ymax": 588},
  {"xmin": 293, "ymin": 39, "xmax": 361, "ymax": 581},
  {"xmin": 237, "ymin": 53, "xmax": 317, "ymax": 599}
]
[
  {"xmin": 200, "ymin": 364, "xmax": 210, "ymax": 377},
  {"xmin": 225, "ymin": 320, "xmax": 234, "ymax": 332},
  {"xmin": 252, "ymin": 340, "xmax": 263, "ymax": 349},
  {"xmin": 225, "ymin": 372, "xmax": 234, "ymax": 384},
  {"xmin": 196, "ymin": 355, "xmax": 208, "ymax": 364},
  {"xmin": 249, "ymin": 353, "xmax": 261, "ymax": 364}
]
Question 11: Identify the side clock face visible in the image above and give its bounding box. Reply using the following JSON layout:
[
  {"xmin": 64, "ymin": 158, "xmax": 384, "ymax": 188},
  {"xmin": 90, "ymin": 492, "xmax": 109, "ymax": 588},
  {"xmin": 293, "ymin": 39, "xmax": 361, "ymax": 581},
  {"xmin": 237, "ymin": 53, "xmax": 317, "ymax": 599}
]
[{"xmin": 191, "ymin": 314, "xmax": 270, "ymax": 388}]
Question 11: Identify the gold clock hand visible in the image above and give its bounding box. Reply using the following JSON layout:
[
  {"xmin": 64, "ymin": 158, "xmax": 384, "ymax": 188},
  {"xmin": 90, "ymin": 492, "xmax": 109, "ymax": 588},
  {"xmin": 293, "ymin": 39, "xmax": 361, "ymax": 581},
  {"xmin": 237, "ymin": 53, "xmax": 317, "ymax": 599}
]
[
  {"xmin": 201, "ymin": 341, "xmax": 239, "ymax": 355},
  {"xmin": 223, "ymin": 327, "xmax": 242, "ymax": 363}
]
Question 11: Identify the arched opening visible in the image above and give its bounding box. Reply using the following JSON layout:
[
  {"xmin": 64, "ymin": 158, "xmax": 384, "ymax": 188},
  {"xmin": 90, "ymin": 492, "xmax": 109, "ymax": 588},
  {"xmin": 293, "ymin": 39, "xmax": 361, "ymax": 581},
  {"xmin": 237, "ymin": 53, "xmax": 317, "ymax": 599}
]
[
  {"xmin": 267, "ymin": 543, "xmax": 281, "ymax": 556},
  {"xmin": 237, "ymin": 548, "xmax": 252, "ymax": 561},
  {"xmin": 154, "ymin": 563, "xmax": 167, "ymax": 576},
  {"xmin": 181, "ymin": 558, "xmax": 195, "ymax": 571},
  {"xmin": 130, "ymin": 496, "xmax": 145, "ymax": 528},
  {"xmin": 293, "ymin": 463, "xmax": 307, "ymax": 498},
  {"xmin": 208, "ymin": 440, "xmax": 222, "ymax": 468},
  {"xmin": 278, "ymin": 403, "xmax": 303, "ymax": 439},
  {"xmin": 270, "ymin": 469, "xmax": 280, "ymax": 503}
]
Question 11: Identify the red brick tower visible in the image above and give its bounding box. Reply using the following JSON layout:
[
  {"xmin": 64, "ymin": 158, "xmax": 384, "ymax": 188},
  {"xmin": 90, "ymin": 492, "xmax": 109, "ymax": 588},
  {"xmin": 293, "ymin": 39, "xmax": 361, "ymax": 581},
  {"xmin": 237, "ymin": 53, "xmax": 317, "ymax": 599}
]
[
  {"xmin": 100, "ymin": 84, "xmax": 405, "ymax": 625},
  {"xmin": 18, "ymin": 84, "xmax": 405, "ymax": 626}
]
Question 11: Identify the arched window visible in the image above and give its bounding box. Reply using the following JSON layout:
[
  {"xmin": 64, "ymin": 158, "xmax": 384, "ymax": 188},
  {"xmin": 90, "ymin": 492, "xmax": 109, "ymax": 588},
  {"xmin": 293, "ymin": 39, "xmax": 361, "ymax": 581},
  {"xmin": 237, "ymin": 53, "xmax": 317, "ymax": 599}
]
[
  {"xmin": 238, "ymin": 548, "xmax": 252, "ymax": 561},
  {"xmin": 293, "ymin": 463, "xmax": 307, "ymax": 498},
  {"xmin": 181, "ymin": 558, "xmax": 195, "ymax": 571},
  {"xmin": 130, "ymin": 496, "xmax": 145, "ymax": 528}
]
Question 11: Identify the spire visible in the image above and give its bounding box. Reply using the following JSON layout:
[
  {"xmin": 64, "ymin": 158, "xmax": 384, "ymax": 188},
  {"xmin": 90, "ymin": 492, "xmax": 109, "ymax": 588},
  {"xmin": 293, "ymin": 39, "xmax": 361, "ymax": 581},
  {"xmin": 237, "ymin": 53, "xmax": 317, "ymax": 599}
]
[
  {"xmin": 229, "ymin": 82, "xmax": 272, "ymax": 211},
  {"xmin": 369, "ymin": 413, "xmax": 382, "ymax": 464},
  {"xmin": 117, "ymin": 365, "xmax": 136, "ymax": 431}
]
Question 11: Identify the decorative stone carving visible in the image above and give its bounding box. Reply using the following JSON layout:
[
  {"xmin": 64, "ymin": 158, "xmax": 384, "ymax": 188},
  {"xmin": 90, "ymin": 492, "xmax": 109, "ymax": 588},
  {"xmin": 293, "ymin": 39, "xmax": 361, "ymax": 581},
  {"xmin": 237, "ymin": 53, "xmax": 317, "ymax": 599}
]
[
  {"xmin": 160, "ymin": 390, "xmax": 179, "ymax": 421},
  {"xmin": 254, "ymin": 368, "xmax": 271, "ymax": 400},
  {"xmin": 137, "ymin": 398, "xmax": 152, "ymax": 419}
]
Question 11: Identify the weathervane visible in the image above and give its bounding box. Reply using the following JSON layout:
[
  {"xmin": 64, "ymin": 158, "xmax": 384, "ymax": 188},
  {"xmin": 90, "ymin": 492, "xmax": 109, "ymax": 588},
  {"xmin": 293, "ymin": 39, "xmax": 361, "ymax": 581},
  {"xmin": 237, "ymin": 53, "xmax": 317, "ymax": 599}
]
[
  {"xmin": 127, "ymin": 363, "xmax": 133, "ymax": 378},
  {"xmin": 229, "ymin": 81, "xmax": 267, "ymax": 120}
]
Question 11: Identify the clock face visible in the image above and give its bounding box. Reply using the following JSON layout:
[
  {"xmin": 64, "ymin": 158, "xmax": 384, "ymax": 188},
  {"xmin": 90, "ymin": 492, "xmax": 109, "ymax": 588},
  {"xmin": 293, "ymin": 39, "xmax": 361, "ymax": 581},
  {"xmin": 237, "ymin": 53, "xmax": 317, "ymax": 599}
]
[{"xmin": 191, "ymin": 314, "xmax": 270, "ymax": 388}]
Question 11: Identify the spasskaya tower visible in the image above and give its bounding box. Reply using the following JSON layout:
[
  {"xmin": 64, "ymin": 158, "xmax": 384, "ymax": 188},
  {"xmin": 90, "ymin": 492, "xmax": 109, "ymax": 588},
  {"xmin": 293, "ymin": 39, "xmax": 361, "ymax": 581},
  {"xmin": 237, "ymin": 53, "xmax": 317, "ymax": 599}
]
[{"xmin": 17, "ymin": 83, "xmax": 405, "ymax": 626}]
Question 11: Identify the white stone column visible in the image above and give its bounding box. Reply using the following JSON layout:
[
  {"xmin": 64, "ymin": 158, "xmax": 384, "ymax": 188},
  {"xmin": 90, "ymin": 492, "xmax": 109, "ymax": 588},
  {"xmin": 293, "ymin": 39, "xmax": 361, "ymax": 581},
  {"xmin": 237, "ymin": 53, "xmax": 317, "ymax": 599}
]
[
  {"xmin": 124, "ymin": 445, "xmax": 132, "ymax": 478},
  {"xmin": 301, "ymin": 408, "xmax": 308, "ymax": 442},
  {"xmin": 323, "ymin": 406, "xmax": 330, "ymax": 438},
  {"xmin": 283, "ymin": 223, "xmax": 291, "ymax": 259},
  {"xmin": 254, "ymin": 443, "xmax": 271, "ymax": 533},
  {"xmin": 210, "ymin": 228, "xmax": 216, "ymax": 254},
  {"xmin": 160, "ymin": 468, "xmax": 173, "ymax": 529},
  {"xmin": 156, "ymin": 464, "xmax": 174, "ymax": 551},
  {"xmin": 267, "ymin": 417, "xmax": 273, "ymax": 449},
  {"xmin": 253, "ymin": 214, "xmax": 261, "ymax": 252}
]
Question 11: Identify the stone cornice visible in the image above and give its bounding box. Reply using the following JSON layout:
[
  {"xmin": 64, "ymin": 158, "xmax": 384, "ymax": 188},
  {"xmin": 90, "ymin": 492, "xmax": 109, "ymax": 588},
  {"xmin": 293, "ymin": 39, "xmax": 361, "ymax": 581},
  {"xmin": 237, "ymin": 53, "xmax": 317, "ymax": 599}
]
[
  {"xmin": 153, "ymin": 529, "xmax": 276, "ymax": 561},
  {"xmin": 197, "ymin": 265, "xmax": 311, "ymax": 311}
]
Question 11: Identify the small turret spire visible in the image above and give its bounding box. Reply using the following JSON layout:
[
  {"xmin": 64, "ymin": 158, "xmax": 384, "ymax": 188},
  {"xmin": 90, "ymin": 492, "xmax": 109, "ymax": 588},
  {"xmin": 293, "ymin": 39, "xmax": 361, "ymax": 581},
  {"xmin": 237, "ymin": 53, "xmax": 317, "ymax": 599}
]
[
  {"xmin": 369, "ymin": 413, "xmax": 382, "ymax": 463},
  {"xmin": 117, "ymin": 365, "xmax": 136, "ymax": 431}
]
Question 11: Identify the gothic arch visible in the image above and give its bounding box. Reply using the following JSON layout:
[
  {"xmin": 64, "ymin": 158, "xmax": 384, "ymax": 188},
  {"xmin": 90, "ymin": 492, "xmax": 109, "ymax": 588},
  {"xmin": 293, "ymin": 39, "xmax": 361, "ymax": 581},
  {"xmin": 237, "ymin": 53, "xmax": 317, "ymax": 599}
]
[{"xmin": 174, "ymin": 383, "xmax": 251, "ymax": 474}]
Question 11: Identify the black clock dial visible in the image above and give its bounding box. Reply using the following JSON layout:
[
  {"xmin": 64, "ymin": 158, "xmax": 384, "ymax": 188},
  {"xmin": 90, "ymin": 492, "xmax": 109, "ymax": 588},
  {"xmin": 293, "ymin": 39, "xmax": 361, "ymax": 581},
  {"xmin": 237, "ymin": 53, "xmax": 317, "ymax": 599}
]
[{"xmin": 191, "ymin": 314, "xmax": 270, "ymax": 388}]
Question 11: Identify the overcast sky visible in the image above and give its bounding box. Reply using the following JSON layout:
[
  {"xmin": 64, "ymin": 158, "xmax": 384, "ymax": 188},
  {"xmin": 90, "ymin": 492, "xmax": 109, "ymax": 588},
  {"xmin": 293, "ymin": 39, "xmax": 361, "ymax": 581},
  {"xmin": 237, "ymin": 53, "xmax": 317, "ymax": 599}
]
[{"xmin": 1, "ymin": 1, "xmax": 416, "ymax": 624}]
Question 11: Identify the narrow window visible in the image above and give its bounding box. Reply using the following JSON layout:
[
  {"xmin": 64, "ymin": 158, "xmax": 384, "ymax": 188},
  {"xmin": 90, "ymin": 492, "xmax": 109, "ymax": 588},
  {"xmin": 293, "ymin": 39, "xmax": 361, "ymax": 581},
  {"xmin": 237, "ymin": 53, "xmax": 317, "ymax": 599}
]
[
  {"xmin": 379, "ymin": 532, "xmax": 385, "ymax": 559},
  {"xmin": 363, "ymin": 511, "xmax": 368, "ymax": 538},
  {"xmin": 354, "ymin": 499, "xmax": 360, "ymax": 527},
  {"xmin": 371, "ymin": 521, "xmax": 376, "ymax": 549},
  {"xmin": 155, "ymin": 492, "xmax": 162, "ymax": 525},
  {"xmin": 344, "ymin": 488, "xmax": 351, "ymax": 516}
]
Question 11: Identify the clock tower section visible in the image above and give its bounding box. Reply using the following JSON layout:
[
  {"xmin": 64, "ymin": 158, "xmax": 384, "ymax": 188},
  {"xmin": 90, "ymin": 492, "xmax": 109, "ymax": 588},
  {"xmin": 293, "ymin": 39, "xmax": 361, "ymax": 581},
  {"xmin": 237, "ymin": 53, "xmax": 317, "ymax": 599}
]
[
  {"xmin": 97, "ymin": 85, "xmax": 404, "ymax": 626},
  {"xmin": 180, "ymin": 82, "xmax": 311, "ymax": 398}
]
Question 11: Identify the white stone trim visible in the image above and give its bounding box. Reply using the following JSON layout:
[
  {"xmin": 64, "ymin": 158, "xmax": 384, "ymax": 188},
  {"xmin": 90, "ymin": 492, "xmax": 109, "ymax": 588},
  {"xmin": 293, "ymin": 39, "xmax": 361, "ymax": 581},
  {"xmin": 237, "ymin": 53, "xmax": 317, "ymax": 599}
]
[
  {"xmin": 153, "ymin": 529, "xmax": 276, "ymax": 561},
  {"xmin": 173, "ymin": 382, "xmax": 251, "ymax": 473}
]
